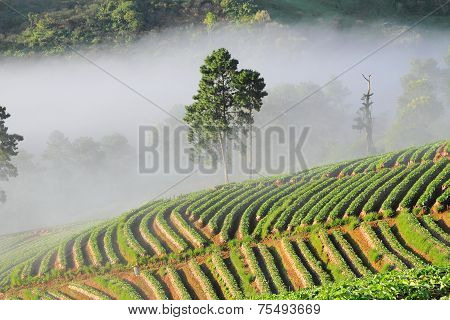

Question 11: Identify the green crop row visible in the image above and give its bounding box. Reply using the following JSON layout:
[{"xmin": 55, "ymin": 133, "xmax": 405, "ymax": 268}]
[
  {"xmin": 208, "ymin": 185, "xmax": 261, "ymax": 234},
  {"xmin": 254, "ymin": 181, "xmax": 312, "ymax": 236},
  {"xmin": 188, "ymin": 260, "xmax": 218, "ymax": 300},
  {"xmin": 328, "ymin": 170, "xmax": 387, "ymax": 219},
  {"xmin": 139, "ymin": 210, "xmax": 167, "ymax": 256},
  {"xmin": 257, "ymin": 244, "xmax": 287, "ymax": 294},
  {"xmin": 198, "ymin": 187, "xmax": 251, "ymax": 226},
  {"xmin": 171, "ymin": 210, "xmax": 207, "ymax": 248},
  {"xmin": 141, "ymin": 270, "xmax": 168, "ymax": 300},
  {"xmin": 331, "ymin": 231, "xmax": 371, "ymax": 277},
  {"xmin": 279, "ymin": 180, "xmax": 331, "ymax": 227},
  {"xmin": 322, "ymin": 159, "xmax": 359, "ymax": 178},
  {"xmin": 400, "ymin": 160, "xmax": 448, "ymax": 210},
  {"xmin": 241, "ymin": 243, "xmax": 271, "ymax": 295},
  {"xmin": 94, "ymin": 276, "xmax": 142, "ymax": 300},
  {"xmin": 421, "ymin": 142, "xmax": 443, "ymax": 161},
  {"xmin": 263, "ymin": 266, "xmax": 450, "ymax": 300},
  {"xmin": 316, "ymin": 172, "xmax": 375, "ymax": 222},
  {"xmin": 395, "ymin": 147, "xmax": 416, "ymax": 165},
  {"xmin": 20, "ymin": 260, "xmax": 33, "ymax": 279},
  {"xmin": 154, "ymin": 203, "xmax": 189, "ymax": 252},
  {"xmin": 103, "ymin": 224, "xmax": 121, "ymax": 265},
  {"xmin": 280, "ymin": 239, "xmax": 314, "ymax": 288},
  {"xmin": 421, "ymin": 215, "xmax": 450, "ymax": 245},
  {"xmin": 88, "ymin": 227, "xmax": 106, "ymax": 266},
  {"xmin": 317, "ymin": 230, "xmax": 354, "ymax": 281},
  {"xmin": 377, "ymin": 221, "xmax": 425, "ymax": 268},
  {"xmin": 340, "ymin": 157, "xmax": 373, "ymax": 176},
  {"xmin": 238, "ymin": 185, "xmax": 284, "ymax": 238},
  {"xmin": 346, "ymin": 167, "xmax": 404, "ymax": 217},
  {"xmin": 68, "ymin": 283, "xmax": 110, "ymax": 300},
  {"xmin": 296, "ymin": 241, "xmax": 331, "ymax": 285},
  {"xmin": 409, "ymin": 144, "xmax": 433, "ymax": 163},
  {"xmin": 351, "ymin": 155, "xmax": 383, "ymax": 174},
  {"xmin": 38, "ymin": 249, "xmax": 55, "ymax": 275},
  {"xmin": 376, "ymin": 151, "xmax": 403, "ymax": 170},
  {"xmin": 190, "ymin": 186, "xmax": 240, "ymax": 220},
  {"xmin": 123, "ymin": 213, "xmax": 148, "ymax": 257},
  {"xmin": 166, "ymin": 266, "xmax": 191, "ymax": 300},
  {"xmin": 362, "ymin": 166, "xmax": 412, "ymax": 214},
  {"xmin": 380, "ymin": 162, "xmax": 431, "ymax": 215},
  {"xmin": 210, "ymin": 252, "xmax": 243, "ymax": 299},
  {"xmin": 300, "ymin": 177, "xmax": 352, "ymax": 225},
  {"xmin": 47, "ymin": 290, "xmax": 72, "ymax": 300},
  {"xmin": 255, "ymin": 183, "xmax": 300, "ymax": 222},
  {"xmin": 360, "ymin": 223, "xmax": 407, "ymax": 270},
  {"xmin": 396, "ymin": 211, "xmax": 450, "ymax": 266},
  {"xmin": 220, "ymin": 185, "xmax": 273, "ymax": 242},
  {"xmin": 73, "ymin": 234, "xmax": 87, "ymax": 269},
  {"xmin": 416, "ymin": 162, "xmax": 450, "ymax": 209},
  {"xmin": 435, "ymin": 181, "xmax": 449, "ymax": 211},
  {"xmin": 185, "ymin": 188, "xmax": 223, "ymax": 217}
]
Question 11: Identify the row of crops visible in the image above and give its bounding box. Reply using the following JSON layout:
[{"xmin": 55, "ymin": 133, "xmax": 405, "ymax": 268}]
[
  {"xmin": 7, "ymin": 211, "xmax": 449, "ymax": 299},
  {"xmin": 0, "ymin": 141, "xmax": 448, "ymax": 297}
]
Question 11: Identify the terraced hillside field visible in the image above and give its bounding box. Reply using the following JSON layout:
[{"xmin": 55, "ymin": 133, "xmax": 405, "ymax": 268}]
[{"xmin": 0, "ymin": 141, "xmax": 449, "ymax": 300}]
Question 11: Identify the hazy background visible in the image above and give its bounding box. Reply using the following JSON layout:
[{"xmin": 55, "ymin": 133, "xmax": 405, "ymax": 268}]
[{"xmin": 0, "ymin": 22, "xmax": 449, "ymax": 234}]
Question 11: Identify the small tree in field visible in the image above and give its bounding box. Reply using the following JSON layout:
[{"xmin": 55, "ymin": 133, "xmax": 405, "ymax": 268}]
[
  {"xmin": 184, "ymin": 48, "xmax": 267, "ymax": 183},
  {"xmin": 0, "ymin": 106, "xmax": 23, "ymax": 203},
  {"xmin": 353, "ymin": 74, "xmax": 376, "ymax": 155}
]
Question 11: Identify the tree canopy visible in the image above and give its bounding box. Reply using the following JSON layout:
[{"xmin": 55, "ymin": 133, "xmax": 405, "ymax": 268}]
[
  {"xmin": 184, "ymin": 48, "xmax": 267, "ymax": 183},
  {"xmin": 0, "ymin": 106, "xmax": 23, "ymax": 203}
]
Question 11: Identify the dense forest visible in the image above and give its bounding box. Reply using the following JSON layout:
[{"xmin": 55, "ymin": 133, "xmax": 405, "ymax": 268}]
[{"xmin": 0, "ymin": 0, "xmax": 449, "ymax": 55}]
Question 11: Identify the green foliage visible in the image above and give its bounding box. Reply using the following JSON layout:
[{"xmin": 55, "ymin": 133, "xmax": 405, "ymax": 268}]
[
  {"xmin": 94, "ymin": 275, "xmax": 142, "ymax": 300},
  {"xmin": 263, "ymin": 266, "xmax": 450, "ymax": 300},
  {"xmin": 241, "ymin": 243, "xmax": 271, "ymax": 294},
  {"xmin": 116, "ymin": 221, "xmax": 137, "ymax": 264},
  {"xmin": 378, "ymin": 221, "xmax": 425, "ymax": 268},
  {"xmin": 0, "ymin": 106, "xmax": 23, "ymax": 202},
  {"xmin": 380, "ymin": 162, "xmax": 432, "ymax": 214},
  {"xmin": 184, "ymin": 48, "xmax": 267, "ymax": 183},
  {"xmin": 280, "ymin": 239, "xmax": 315, "ymax": 287},
  {"xmin": 368, "ymin": 249, "xmax": 382, "ymax": 263},
  {"xmin": 203, "ymin": 11, "xmax": 217, "ymax": 31},
  {"xmin": 68, "ymin": 283, "xmax": 110, "ymax": 300},
  {"xmin": 210, "ymin": 252, "xmax": 244, "ymax": 299},
  {"xmin": 421, "ymin": 215, "xmax": 450, "ymax": 244},
  {"xmin": 360, "ymin": 222, "xmax": 407, "ymax": 270},
  {"xmin": 154, "ymin": 201, "xmax": 189, "ymax": 252},
  {"xmin": 188, "ymin": 260, "xmax": 218, "ymax": 299},
  {"xmin": 387, "ymin": 60, "xmax": 446, "ymax": 148},
  {"xmin": 317, "ymin": 230, "xmax": 354, "ymax": 282},
  {"xmin": 416, "ymin": 162, "xmax": 450, "ymax": 209},
  {"xmin": 257, "ymin": 244, "xmax": 287, "ymax": 294},
  {"xmin": 141, "ymin": 270, "xmax": 168, "ymax": 300},
  {"xmin": 165, "ymin": 266, "xmax": 191, "ymax": 300},
  {"xmin": 139, "ymin": 208, "xmax": 166, "ymax": 256},
  {"xmin": 346, "ymin": 167, "xmax": 404, "ymax": 217},
  {"xmin": 229, "ymin": 246, "xmax": 257, "ymax": 297},
  {"xmin": 104, "ymin": 224, "xmax": 121, "ymax": 264},
  {"xmin": 396, "ymin": 211, "xmax": 450, "ymax": 266},
  {"xmin": 400, "ymin": 159, "xmax": 448, "ymax": 209},
  {"xmin": 332, "ymin": 231, "xmax": 371, "ymax": 277}
]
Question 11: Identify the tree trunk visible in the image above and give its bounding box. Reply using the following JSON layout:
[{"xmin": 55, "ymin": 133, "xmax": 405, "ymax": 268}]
[
  {"xmin": 219, "ymin": 133, "xmax": 229, "ymax": 184},
  {"xmin": 366, "ymin": 124, "xmax": 376, "ymax": 155},
  {"xmin": 249, "ymin": 124, "xmax": 253, "ymax": 180}
]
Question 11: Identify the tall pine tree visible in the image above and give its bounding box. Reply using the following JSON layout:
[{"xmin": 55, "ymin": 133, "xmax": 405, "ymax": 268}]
[{"xmin": 184, "ymin": 48, "xmax": 267, "ymax": 183}]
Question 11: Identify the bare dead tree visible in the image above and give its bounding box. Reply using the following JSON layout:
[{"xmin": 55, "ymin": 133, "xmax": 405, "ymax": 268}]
[{"xmin": 353, "ymin": 74, "xmax": 377, "ymax": 155}]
